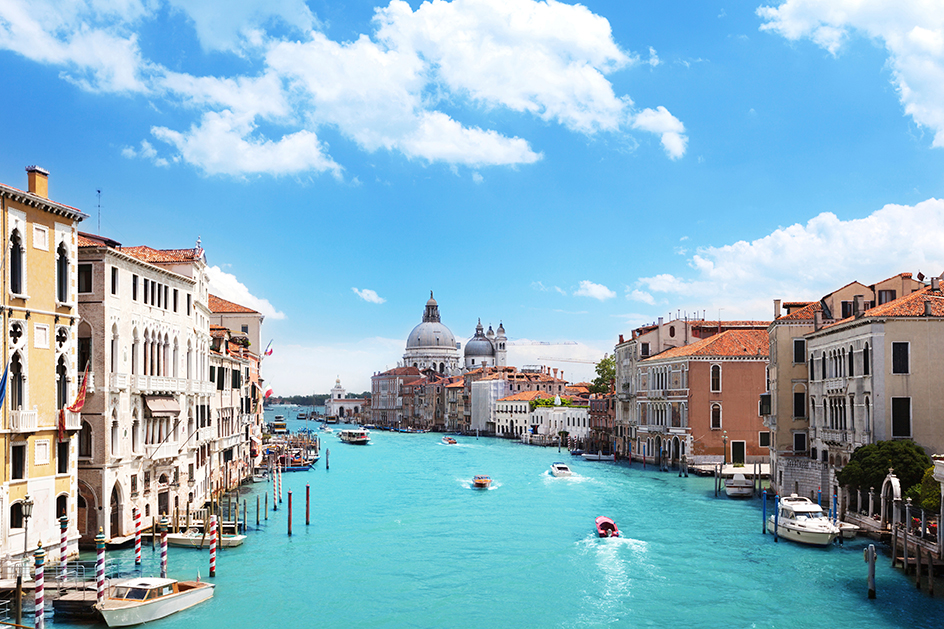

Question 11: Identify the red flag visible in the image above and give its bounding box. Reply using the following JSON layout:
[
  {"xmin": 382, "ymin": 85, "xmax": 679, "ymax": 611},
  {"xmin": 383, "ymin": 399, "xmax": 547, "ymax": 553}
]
[
  {"xmin": 68, "ymin": 363, "xmax": 90, "ymax": 413},
  {"xmin": 58, "ymin": 409, "xmax": 65, "ymax": 443}
]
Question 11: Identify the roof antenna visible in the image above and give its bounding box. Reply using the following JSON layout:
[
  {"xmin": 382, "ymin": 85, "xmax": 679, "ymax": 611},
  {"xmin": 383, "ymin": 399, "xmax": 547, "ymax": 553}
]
[{"xmin": 96, "ymin": 189, "xmax": 101, "ymax": 233}]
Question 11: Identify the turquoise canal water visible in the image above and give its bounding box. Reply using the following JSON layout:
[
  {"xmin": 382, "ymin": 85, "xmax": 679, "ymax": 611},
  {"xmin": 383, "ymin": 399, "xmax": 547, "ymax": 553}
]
[{"xmin": 54, "ymin": 424, "xmax": 944, "ymax": 628}]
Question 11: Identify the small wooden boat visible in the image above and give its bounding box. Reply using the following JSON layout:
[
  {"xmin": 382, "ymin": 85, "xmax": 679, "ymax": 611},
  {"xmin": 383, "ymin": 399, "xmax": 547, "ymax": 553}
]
[
  {"xmin": 442, "ymin": 436, "xmax": 457, "ymax": 445},
  {"xmin": 550, "ymin": 462, "xmax": 572, "ymax": 477},
  {"xmin": 166, "ymin": 528, "xmax": 246, "ymax": 548},
  {"xmin": 595, "ymin": 516, "xmax": 620, "ymax": 538},
  {"xmin": 472, "ymin": 475, "xmax": 492, "ymax": 489},
  {"xmin": 95, "ymin": 577, "xmax": 214, "ymax": 627},
  {"xmin": 724, "ymin": 473, "xmax": 753, "ymax": 498}
]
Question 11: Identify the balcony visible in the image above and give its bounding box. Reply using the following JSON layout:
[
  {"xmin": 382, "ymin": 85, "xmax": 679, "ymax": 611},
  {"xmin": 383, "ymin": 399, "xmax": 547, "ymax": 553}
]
[
  {"xmin": 821, "ymin": 428, "xmax": 854, "ymax": 444},
  {"xmin": 110, "ymin": 373, "xmax": 129, "ymax": 390},
  {"xmin": 79, "ymin": 372, "xmax": 95, "ymax": 394},
  {"xmin": 64, "ymin": 410, "xmax": 82, "ymax": 430},
  {"xmin": 823, "ymin": 377, "xmax": 846, "ymax": 393},
  {"xmin": 146, "ymin": 442, "xmax": 179, "ymax": 461},
  {"xmin": 648, "ymin": 389, "xmax": 665, "ymax": 399},
  {"xmin": 9, "ymin": 409, "xmax": 38, "ymax": 432}
]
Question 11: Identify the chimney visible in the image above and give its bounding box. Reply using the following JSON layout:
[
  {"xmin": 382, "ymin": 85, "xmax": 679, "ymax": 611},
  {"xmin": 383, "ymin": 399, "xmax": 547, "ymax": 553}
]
[
  {"xmin": 933, "ymin": 277, "xmax": 940, "ymax": 291},
  {"xmin": 925, "ymin": 301, "xmax": 933, "ymax": 316},
  {"xmin": 814, "ymin": 310, "xmax": 822, "ymax": 331},
  {"xmin": 774, "ymin": 299, "xmax": 781, "ymax": 319},
  {"xmin": 553, "ymin": 368, "xmax": 558, "ymax": 379},
  {"xmin": 561, "ymin": 370, "xmax": 564, "ymax": 381},
  {"xmin": 26, "ymin": 165, "xmax": 49, "ymax": 198},
  {"xmin": 619, "ymin": 334, "xmax": 624, "ymax": 344},
  {"xmin": 853, "ymin": 295, "xmax": 864, "ymax": 317}
]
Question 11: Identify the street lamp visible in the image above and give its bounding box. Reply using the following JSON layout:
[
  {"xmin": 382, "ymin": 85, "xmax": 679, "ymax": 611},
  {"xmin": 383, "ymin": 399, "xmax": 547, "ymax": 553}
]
[
  {"xmin": 722, "ymin": 431, "xmax": 728, "ymax": 467},
  {"xmin": 15, "ymin": 494, "xmax": 34, "ymax": 625}
]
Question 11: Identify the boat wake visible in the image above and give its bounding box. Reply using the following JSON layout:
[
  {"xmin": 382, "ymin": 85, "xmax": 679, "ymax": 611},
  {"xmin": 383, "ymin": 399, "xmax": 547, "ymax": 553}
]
[{"xmin": 573, "ymin": 534, "xmax": 648, "ymax": 624}]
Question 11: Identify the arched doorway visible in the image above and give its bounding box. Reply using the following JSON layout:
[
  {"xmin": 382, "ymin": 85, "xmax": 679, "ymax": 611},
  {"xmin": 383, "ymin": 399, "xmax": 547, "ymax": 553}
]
[
  {"xmin": 672, "ymin": 436, "xmax": 681, "ymax": 468},
  {"xmin": 78, "ymin": 480, "xmax": 98, "ymax": 546},
  {"xmin": 109, "ymin": 483, "xmax": 122, "ymax": 537}
]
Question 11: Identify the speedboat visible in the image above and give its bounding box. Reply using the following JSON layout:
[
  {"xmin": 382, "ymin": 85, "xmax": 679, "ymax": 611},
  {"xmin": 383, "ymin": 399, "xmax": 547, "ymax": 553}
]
[
  {"xmin": 338, "ymin": 429, "xmax": 370, "ymax": 444},
  {"xmin": 550, "ymin": 462, "xmax": 572, "ymax": 477},
  {"xmin": 166, "ymin": 528, "xmax": 246, "ymax": 548},
  {"xmin": 95, "ymin": 577, "xmax": 214, "ymax": 627},
  {"xmin": 595, "ymin": 516, "xmax": 620, "ymax": 538},
  {"xmin": 724, "ymin": 473, "xmax": 753, "ymax": 498},
  {"xmin": 767, "ymin": 494, "xmax": 840, "ymax": 546},
  {"xmin": 582, "ymin": 452, "xmax": 615, "ymax": 461},
  {"xmin": 472, "ymin": 475, "xmax": 492, "ymax": 489},
  {"xmin": 442, "ymin": 436, "xmax": 457, "ymax": 445}
]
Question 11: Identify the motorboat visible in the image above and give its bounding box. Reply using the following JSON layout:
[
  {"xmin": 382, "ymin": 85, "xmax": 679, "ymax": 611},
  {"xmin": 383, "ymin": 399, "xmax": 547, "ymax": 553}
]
[
  {"xmin": 270, "ymin": 419, "xmax": 288, "ymax": 434},
  {"xmin": 582, "ymin": 452, "xmax": 615, "ymax": 461},
  {"xmin": 338, "ymin": 429, "xmax": 370, "ymax": 444},
  {"xmin": 570, "ymin": 449, "xmax": 584, "ymax": 457},
  {"xmin": 472, "ymin": 475, "xmax": 492, "ymax": 489},
  {"xmin": 724, "ymin": 473, "xmax": 753, "ymax": 498},
  {"xmin": 595, "ymin": 516, "xmax": 620, "ymax": 538},
  {"xmin": 767, "ymin": 494, "xmax": 840, "ymax": 546},
  {"xmin": 442, "ymin": 436, "xmax": 457, "ymax": 445},
  {"xmin": 166, "ymin": 528, "xmax": 246, "ymax": 548},
  {"xmin": 252, "ymin": 467, "xmax": 268, "ymax": 483},
  {"xmin": 95, "ymin": 577, "xmax": 214, "ymax": 627},
  {"xmin": 550, "ymin": 462, "xmax": 572, "ymax": 477},
  {"xmin": 839, "ymin": 521, "xmax": 860, "ymax": 539}
]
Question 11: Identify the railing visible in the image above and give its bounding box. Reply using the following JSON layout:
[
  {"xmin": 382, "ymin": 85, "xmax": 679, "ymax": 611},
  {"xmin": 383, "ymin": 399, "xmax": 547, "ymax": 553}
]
[
  {"xmin": 648, "ymin": 389, "xmax": 665, "ymax": 399},
  {"xmin": 64, "ymin": 410, "xmax": 82, "ymax": 430},
  {"xmin": 820, "ymin": 428, "xmax": 854, "ymax": 443},
  {"xmin": 823, "ymin": 377, "xmax": 845, "ymax": 392},
  {"xmin": 146, "ymin": 441, "xmax": 179, "ymax": 460},
  {"xmin": 111, "ymin": 373, "xmax": 129, "ymax": 390},
  {"xmin": 10, "ymin": 409, "xmax": 38, "ymax": 432},
  {"xmin": 79, "ymin": 371, "xmax": 95, "ymax": 394}
]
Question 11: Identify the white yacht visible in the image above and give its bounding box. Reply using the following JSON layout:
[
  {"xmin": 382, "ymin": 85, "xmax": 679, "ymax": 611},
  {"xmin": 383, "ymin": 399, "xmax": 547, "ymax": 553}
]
[
  {"xmin": 767, "ymin": 494, "xmax": 840, "ymax": 546},
  {"xmin": 724, "ymin": 473, "xmax": 753, "ymax": 498},
  {"xmin": 550, "ymin": 462, "xmax": 573, "ymax": 477}
]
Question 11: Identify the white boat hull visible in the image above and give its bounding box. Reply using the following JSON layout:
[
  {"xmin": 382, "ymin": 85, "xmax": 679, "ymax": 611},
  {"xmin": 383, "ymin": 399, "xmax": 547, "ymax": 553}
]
[
  {"xmin": 97, "ymin": 582, "xmax": 214, "ymax": 627},
  {"xmin": 166, "ymin": 533, "xmax": 246, "ymax": 548},
  {"xmin": 724, "ymin": 482, "xmax": 753, "ymax": 498},
  {"xmin": 767, "ymin": 517, "xmax": 838, "ymax": 546},
  {"xmin": 582, "ymin": 453, "xmax": 615, "ymax": 461}
]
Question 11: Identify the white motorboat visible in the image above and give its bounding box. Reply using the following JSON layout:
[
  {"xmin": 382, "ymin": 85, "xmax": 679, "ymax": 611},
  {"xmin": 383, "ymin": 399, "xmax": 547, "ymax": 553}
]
[
  {"xmin": 550, "ymin": 462, "xmax": 573, "ymax": 477},
  {"xmin": 839, "ymin": 521, "xmax": 860, "ymax": 539},
  {"xmin": 724, "ymin": 473, "xmax": 753, "ymax": 498},
  {"xmin": 767, "ymin": 494, "xmax": 840, "ymax": 546},
  {"xmin": 252, "ymin": 467, "xmax": 268, "ymax": 483},
  {"xmin": 582, "ymin": 452, "xmax": 615, "ymax": 461},
  {"xmin": 95, "ymin": 577, "xmax": 214, "ymax": 627},
  {"xmin": 166, "ymin": 528, "xmax": 246, "ymax": 548},
  {"xmin": 338, "ymin": 428, "xmax": 370, "ymax": 444}
]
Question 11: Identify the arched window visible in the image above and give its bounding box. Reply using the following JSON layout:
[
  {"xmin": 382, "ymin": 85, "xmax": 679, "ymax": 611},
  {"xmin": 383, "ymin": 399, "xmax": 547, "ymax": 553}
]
[
  {"xmin": 10, "ymin": 502, "xmax": 24, "ymax": 529},
  {"xmin": 78, "ymin": 322, "xmax": 92, "ymax": 371},
  {"xmin": 863, "ymin": 343, "xmax": 871, "ymax": 376},
  {"xmin": 56, "ymin": 242, "xmax": 69, "ymax": 303},
  {"xmin": 56, "ymin": 355, "xmax": 68, "ymax": 409},
  {"xmin": 710, "ymin": 403, "xmax": 722, "ymax": 429},
  {"xmin": 79, "ymin": 421, "xmax": 92, "ymax": 457},
  {"xmin": 848, "ymin": 346, "xmax": 855, "ymax": 377},
  {"xmin": 710, "ymin": 365, "xmax": 721, "ymax": 392},
  {"xmin": 56, "ymin": 495, "xmax": 67, "ymax": 518},
  {"xmin": 110, "ymin": 325, "xmax": 119, "ymax": 373},
  {"xmin": 10, "ymin": 229, "xmax": 23, "ymax": 295},
  {"xmin": 10, "ymin": 352, "xmax": 23, "ymax": 410}
]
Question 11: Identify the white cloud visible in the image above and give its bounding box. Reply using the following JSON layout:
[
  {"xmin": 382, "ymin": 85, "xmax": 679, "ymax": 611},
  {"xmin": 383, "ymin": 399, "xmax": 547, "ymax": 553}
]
[
  {"xmin": 631, "ymin": 197, "xmax": 944, "ymax": 318},
  {"xmin": 207, "ymin": 265, "xmax": 286, "ymax": 320},
  {"xmin": 574, "ymin": 280, "xmax": 616, "ymax": 301},
  {"xmin": 647, "ymin": 46, "xmax": 662, "ymax": 67},
  {"xmin": 0, "ymin": 0, "xmax": 688, "ymax": 175},
  {"xmin": 631, "ymin": 106, "xmax": 688, "ymax": 159},
  {"xmin": 629, "ymin": 289, "xmax": 656, "ymax": 305},
  {"xmin": 472, "ymin": 172, "xmax": 484, "ymax": 184},
  {"xmin": 758, "ymin": 0, "xmax": 944, "ymax": 148},
  {"xmin": 352, "ymin": 288, "xmax": 386, "ymax": 304}
]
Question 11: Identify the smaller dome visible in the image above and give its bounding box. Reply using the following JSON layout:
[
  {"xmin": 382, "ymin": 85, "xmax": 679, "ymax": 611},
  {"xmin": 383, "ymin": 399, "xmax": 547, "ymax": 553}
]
[{"xmin": 465, "ymin": 319, "xmax": 495, "ymax": 358}]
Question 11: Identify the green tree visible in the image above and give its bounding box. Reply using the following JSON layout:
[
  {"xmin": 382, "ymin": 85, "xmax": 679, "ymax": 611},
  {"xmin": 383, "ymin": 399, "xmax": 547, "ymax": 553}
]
[
  {"xmin": 836, "ymin": 440, "xmax": 932, "ymax": 497},
  {"xmin": 589, "ymin": 355, "xmax": 615, "ymax": 395}
]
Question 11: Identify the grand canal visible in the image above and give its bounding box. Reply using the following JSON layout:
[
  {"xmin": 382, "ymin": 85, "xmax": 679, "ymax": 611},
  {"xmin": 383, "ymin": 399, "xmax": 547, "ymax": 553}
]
[{"xmin": 52, "ymin": 414, "xmax": 944, "ymax": 628}]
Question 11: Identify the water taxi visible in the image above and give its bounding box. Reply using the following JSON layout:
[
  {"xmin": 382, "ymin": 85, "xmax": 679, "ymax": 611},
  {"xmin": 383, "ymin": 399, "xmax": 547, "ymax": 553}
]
[
  {"xmin": 338, "ymin": 429, "xmax": 370, "ymax": 444},
  {"xmin": 472, "ymin": 475, "xmax": 492, "ymax": 489},
  {"xmin": 95, "ymin": 577, "xmax": 214, "ymax": 627},
  {"xmin": 724, "ymin": 473, "xmax": 753, "ymax": 498},
  {"xmin": 270, "ymin": 418, "xmax": 288, "ymax": 434},
  {"xmin": 595, "ymin": 516, "xmax": 620, "ymax": 538},
  {"xmin": 442, "ymin": 436, "xmax": 457, "ymax": 445},
  {"xmin": 550, "ymin": 462, "xmax": 572, "ymax": 477},
  {"xmin": 767, "ymin": 494, "xmax": 840, "ymax": 546}
]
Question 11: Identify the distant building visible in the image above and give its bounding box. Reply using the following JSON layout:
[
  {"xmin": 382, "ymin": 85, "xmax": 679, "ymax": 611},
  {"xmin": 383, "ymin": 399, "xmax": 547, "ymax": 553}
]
[
  {"xmin": 463, "ymin": 319, "xmax": 507, "ymax": 370},
  {"xmin": 402, "ymin": 293, "xmax": 461, "ymax": 375},
  {"xmin": 325, "ymin": 377, "xmax": 366, "ymax": 420}
]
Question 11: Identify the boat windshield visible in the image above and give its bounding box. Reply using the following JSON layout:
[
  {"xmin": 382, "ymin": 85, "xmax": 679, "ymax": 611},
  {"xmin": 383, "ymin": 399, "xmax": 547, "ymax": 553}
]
[
  {"xmin": 113, "ymin": 587, "xmax": 149, "ymax": 600},
  {"xmin": 794, "ymin": 511, "xmax": 826, "ymax": 520}
]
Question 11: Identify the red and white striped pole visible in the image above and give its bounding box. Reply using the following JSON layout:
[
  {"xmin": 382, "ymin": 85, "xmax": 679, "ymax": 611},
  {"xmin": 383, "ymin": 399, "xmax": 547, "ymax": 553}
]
[
  {"xmin": 209, "ymin": 515, "xmax": 217, "ymax": 577},
  {"xmin": 95, "ymin": 528, "xmax": 106, "ymax": 604},
  {"xmin": 159, "ymin": 515, "xmax": 168, "ymax": 578},
  {"xmin": 34, "ymin": 544, "xmax": 45, "ymax": 629},
  {"xmin": 134, "ymin": 507, "xmax": 142, "ymax": 566},
  {"xmin": 272, "ymin": 469, "xmax": 278, "ymax": 511},
  {"xmin": 278, "ymin": 461, "xmax": 283, "ymax": 503},
  {"xmin": 59, "ymin": 514, "xmax": 68, "ymax": 580}
]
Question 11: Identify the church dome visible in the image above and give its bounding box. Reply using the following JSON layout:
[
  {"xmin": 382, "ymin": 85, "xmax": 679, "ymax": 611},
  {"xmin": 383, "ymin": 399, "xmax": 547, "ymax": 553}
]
[
  {"xmin": 406, "ymin": 321, "xmax": 456, "ymax": 349},
  {"xmin": 465, "ymin": 319, "xmax": 495, "ymax": 357}
]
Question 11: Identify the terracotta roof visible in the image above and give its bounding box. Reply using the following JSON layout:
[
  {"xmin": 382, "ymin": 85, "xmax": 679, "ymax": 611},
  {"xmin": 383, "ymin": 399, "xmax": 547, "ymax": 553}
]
[
  {"xmin": 782, "ymin": 301, "xmax": 814, "ymax": 308},
  {"xmin": 644, "ymin": 329, "xmax": 769, "ymax": 360},
  {"xmin": 446, "ymin": 380, "xmax": 465, "ymax": 388},
  {"xmin": 776, "ymin": 301, "xmax": 823, "ymax": 322},
  {"xmin": 377, "ymin": 366, "xmax": 423, "ymax": 377},
  {"xmin": 837, "ymin": 285, "xmax": 944, "ymax": 320},
  {"xmin": 498, "ymin": 391, "xmax": 559, "ymax": 402},
  {"xmin": 209, "ymin": 294, "xmax": 259, "ymax": 314},
  {"xmin": 122, "ymin": 245, "xmax": 203, "ymax": 264}
]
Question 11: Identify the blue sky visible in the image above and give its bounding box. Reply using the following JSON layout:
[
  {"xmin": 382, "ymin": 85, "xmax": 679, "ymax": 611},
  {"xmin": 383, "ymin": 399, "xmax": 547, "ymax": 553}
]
[{"xmin": 3, "ymin": 0, "xmax": 944, "ymax": 394}]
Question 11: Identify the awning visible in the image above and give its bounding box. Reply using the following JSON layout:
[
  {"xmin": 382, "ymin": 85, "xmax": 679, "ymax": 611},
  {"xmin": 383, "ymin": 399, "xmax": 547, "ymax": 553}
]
[
  {"xmin": 249, "ymin": 435, "xmax": 261, "ymax": 444},
  {"xmin": 145, "ymin": 396, "xmax": 181, "ymax": 417}
]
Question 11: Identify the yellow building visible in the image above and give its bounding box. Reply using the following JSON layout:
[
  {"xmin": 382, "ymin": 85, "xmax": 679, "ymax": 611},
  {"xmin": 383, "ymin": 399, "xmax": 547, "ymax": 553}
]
[{"xmin": 1, "ymin": 166, "xmax": 87, "ymax": 567}]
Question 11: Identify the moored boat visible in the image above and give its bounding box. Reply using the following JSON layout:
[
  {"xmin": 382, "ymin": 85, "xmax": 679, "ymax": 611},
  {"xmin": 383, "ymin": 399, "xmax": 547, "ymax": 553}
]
[
  {"xmin": 472, "ymin": 475, "xmax": 492, "ymax": 489},
  {"xmin": 338, "ymin": 428, "xmax": 370, "ymax": 444},
  {"xmin": 767, "ymin": 494, "xmax": 840, "ymax": 546},
  {"xmin": 724, "ymin": 473, "xmax": 753, "ymax": 498},
  {"xmin": 95, "ymin": 577, "xmax": 214, "ymax": 627},
  {"xmin": 166, "ymin": 529, "xmax": 246, "ymax": 548},
  {"xmin": 595, "ymin": 516, "xmax": 620, "ymax": 537},
  {"xmin": 582, "ymin": 452, "xmax": 615, "ymax": 461},
  {"xmin": 270, "ymin": 419, "xmax": 288, "ymax": 434},
  {"xmin": 550, "ymin": 462, "xmax": 572, "ymax": 477}
]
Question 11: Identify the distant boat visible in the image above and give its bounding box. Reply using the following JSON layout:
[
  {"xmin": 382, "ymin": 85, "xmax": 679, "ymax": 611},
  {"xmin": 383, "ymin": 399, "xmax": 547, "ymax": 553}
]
[
  {"xmin": 595, "ymin": 516, "xmax": 620, "ymax": 538},
  {"xmin": 550, "ymin": 462, "xmax": 572, "ymax": 477},
  {"xmin": 270, "ymin": 419, "xmax": 288, "ymax": 434},
  {"xmin": 472, "ymin": 475, "xmax": 492, "ymax": 489},
  {"xmin": 724, "ymin": 473, "xmax": 753, "ymax": 498},
  {"xmin": 338, "ymin": 429, "xmax": 370, "ymax": 445},
  {"xmin": 582, "ymin": 452, "xmax": 615, "ymax": 462},
  {"xmin": 95, "ymin": 577, "xmax": 214, "ymax": 627},
  {"xmin": 166, "ymin": 529, "xmax": 246, "ymax": 549},
  {"xmin": 442, "ymin": 436, "xmax": 457, "ymax": 445}
]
